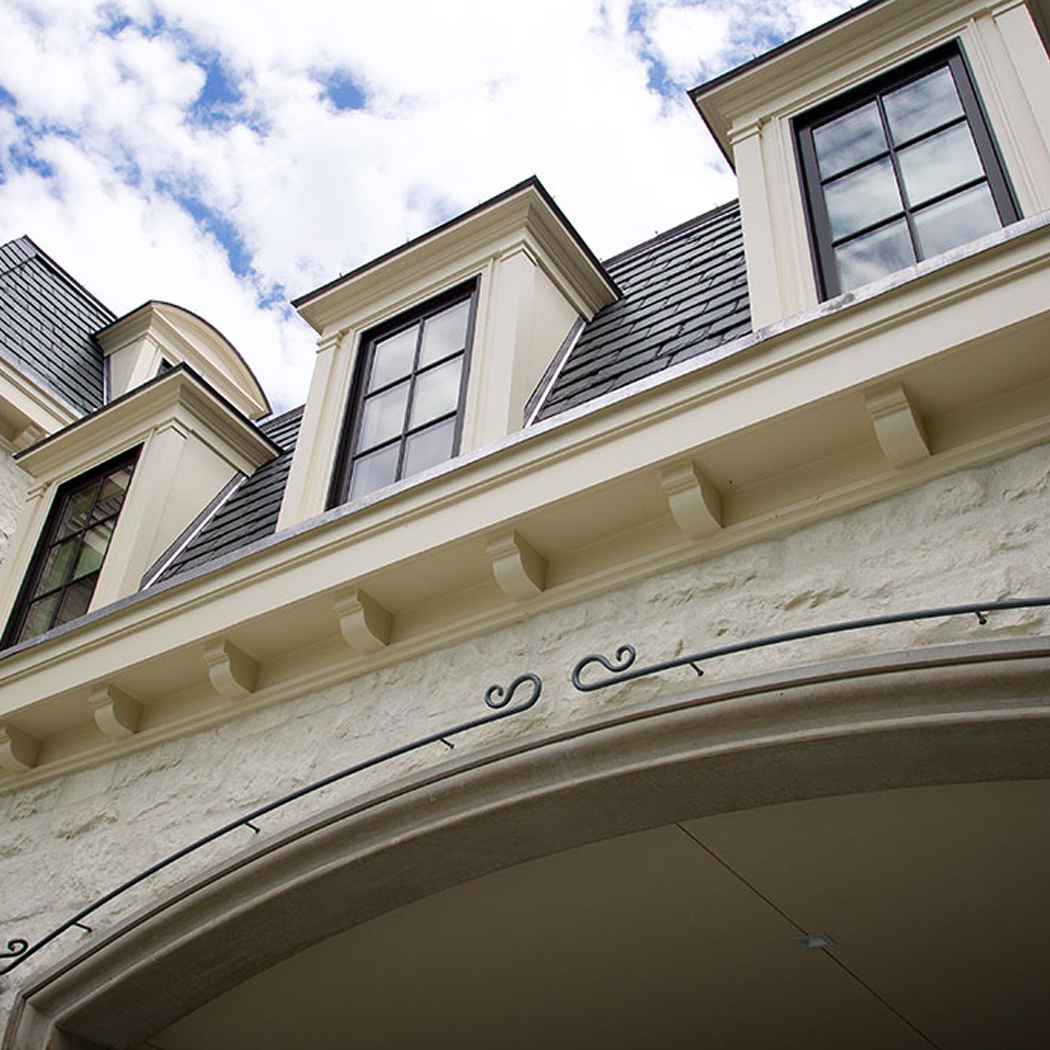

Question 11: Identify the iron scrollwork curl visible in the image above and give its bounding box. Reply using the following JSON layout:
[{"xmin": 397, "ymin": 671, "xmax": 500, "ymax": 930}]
[
  {"xmin": 569, "ymin": 596, "xmax": 1050, "ymax": 694},
  {"xmin": 1, "ymin": 668, "xmax": 544, "ymax": 976},
  {"xmin": 0, "ymin": 938, "xmax": 28, "ymax": 963},
  {"xmin": 571, "ymin": 644, "xmax": 638, "ymax": 691},
  {"xmin": 485, "ymin": 672, "xmax": 542, "ymax": 710}
]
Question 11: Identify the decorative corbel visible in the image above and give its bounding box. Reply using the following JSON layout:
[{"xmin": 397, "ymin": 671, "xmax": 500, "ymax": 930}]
[
  {"xmin": 11, "ymin": 423, "xmax": 45, "ymax": 453},
  {"xmin": 334, "ymin": 587, "xmax": 392, "ymax": 653},
  {"xmin": 203, "ymin": 638, "xmax": 259, "ymax": 701},
  {"xmin": 486, "ymin": 530, "xmax": 547, "ymax": 601},
  {"xmin": 0, "ymin": 723, "xmax": 40, "ymax": 775},
  {"xmin": 865, "ymin": 383, "xmax": 930, "ymax": 467},
  {"xmin": 89, "ymin": 684, "xmax": 143, "ymax": 740},
  {"xmin": 661, "ymin": 461, "xmax": 723, "ymax": 539}
]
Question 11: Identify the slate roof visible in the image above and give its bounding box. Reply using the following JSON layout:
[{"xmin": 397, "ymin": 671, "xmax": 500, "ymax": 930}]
[
  {"xmin": 154, "ymin": 405, "xmax": 303, "ymax": 584},
  {"xmin": 0, "ymin": 236, "xmax": 110, "ymax": 415},
  {"xmin": 535, "ymin": 199, "xmax": 749, "ymax": 420},
  {"xmin": 151, "ymin": 200, "xmax": 750, "ymax": 584}
]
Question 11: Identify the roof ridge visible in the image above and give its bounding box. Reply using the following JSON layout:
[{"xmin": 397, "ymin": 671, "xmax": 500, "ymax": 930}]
[
  {"xmin": 601, "ymin": 198, "xmax": 740, "ymax": 270},
  {"xmin": 260, "ymin": 403, "xmax": 305, "ymax": 429},
  {"xmin": 7, "ymin": 235, "xmax": 116, "ymax": 321}
]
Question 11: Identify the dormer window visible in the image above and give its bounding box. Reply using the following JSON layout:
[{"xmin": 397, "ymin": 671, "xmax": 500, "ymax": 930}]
[
  {"xmin": 2, "ymin": 449, "xmax": 138, "ymax": 647},
  {"xmin": 329, "ymin": 283, "xmax": 477, "ymax": 505},
  {"xmin": 279, "ymin": 178, "xmax": 617, "ymax": 531},
  {"xmin": 796, "ymin": 44, "xmax": 1019, "ymax": 298}
]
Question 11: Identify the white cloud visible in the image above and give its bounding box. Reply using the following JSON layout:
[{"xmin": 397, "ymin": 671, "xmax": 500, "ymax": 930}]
[
  {"xmin": 0, "ymin": 0, "xmax": 853, "ymax": 412},
  {"xmin": 647, "ymin": 5, "xmax": 734, "ymax": 83}
]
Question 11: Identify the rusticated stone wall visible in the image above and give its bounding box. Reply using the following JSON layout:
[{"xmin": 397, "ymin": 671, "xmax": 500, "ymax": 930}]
[{"xmin": 1, "ymin": 441, "xmax": 1048, "ymax": 1026}]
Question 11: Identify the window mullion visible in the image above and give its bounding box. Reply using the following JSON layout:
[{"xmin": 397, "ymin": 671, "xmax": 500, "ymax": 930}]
[
  {"xmin": 48, "ymin": 474, "xmax": 106, "ymax": 631},
  {"xmin": 876, "ymin": 93, "xmax": 922, "ymax": 262},
  {"xmin": 396, "ymin": 321, "xmax": 426, "ymax": 481}
]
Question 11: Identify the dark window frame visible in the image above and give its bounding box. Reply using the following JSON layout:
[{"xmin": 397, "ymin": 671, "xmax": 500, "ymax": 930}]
[
  {"xmin": 2, "ymin": 447, "xmax": 140, "ymax": 648},
  {"xmin": 328, "ymin": 279, "xmax": 478, "ymax": 508},
  {"xmin": 795, "ymin": 41, "xmax": 1020, "ymax": 300}
]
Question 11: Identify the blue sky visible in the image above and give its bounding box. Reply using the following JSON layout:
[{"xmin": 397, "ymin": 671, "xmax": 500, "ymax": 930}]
[{"xmin": 0, "ymin": 0, "xmax": 852, "ymax": 411}]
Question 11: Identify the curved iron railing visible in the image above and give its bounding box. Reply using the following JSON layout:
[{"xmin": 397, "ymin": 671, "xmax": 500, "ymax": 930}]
[
  {"xmin": 571, "ymin": 597, "xmax": 1050, "ymax": 691},
  {"xmin": 0, "ymin": 672, "xmax": 542, "ymax": 975},
  {"xmin": 2, "ymin": 594, "xmax": 1048, "ymax": 977}
]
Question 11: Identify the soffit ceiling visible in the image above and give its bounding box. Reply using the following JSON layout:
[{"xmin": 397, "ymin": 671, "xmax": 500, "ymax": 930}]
[{"xmin": 152, "ymin": 778, "xmax": 1050, "ymax": 1050}]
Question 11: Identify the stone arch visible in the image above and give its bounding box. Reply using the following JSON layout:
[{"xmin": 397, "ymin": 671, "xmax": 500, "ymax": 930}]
[{"xmin": 6, "ymin": 637, "xmax": 1049, "ymax": 1049}]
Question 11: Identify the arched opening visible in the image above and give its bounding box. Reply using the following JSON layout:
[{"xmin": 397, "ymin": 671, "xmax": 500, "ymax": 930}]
[{"xmin": 8, "ymin": 639, "xmax": 1049, "ymax": 1049}]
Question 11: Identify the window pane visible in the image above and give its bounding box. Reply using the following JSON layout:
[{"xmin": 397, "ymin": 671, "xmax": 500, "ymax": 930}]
[
  {"xmin": 57, "ymin": 483, "xmax": 99, "ymax": 539},
  {"xmin": 54, "ymin": 575, "xmax": 96, "ymax": 627},
  {"xmin": 419, "ymin": 300, "xmax": 470, "ymax": 367},
  {"xmin": 92, "ymin": 467, "xmax": 134, "ymax": 522},
  {"xmin": 897, "ymin": 123, "xmax": 984, "ymax": 207},
  {"xmin": 36, "ymin": 537, "xmax": 78, "ymax": 595},
  {"xmin": 883, "ymin": 66, "xmax": 963, "ymax": 145},
  {"xmin": 410, "ymin": 356, "xmax": 463, "ymax": 429},
  {"xmin": 913, "ymin": 182, "xmax": 1001, "ymax": 258},
  {"xmin": 370, "ymin": 327, "xmax": 418, "ymax": 391},
  {"xmin": 358, "ymin": 381, "xmax": 410, "ymax": 450},
  {"xmin": 824, "ymin": 157, "xmax": 903, "ymax": 240},
  {"xmin": 813, "ymin": 102, "xmax": 886, "ymax": 179},
  {"xmin": 835, "ymin": 219, "xmax": 916, "ymax": 291},
  {"xmin": 349, "ymin": 444, "xmax": 400, "ymax": 500},
  {"xmin": 403, "ymin": 418, "xmax": 456, "ymax": 479},
  {"xmin": 18, "ymin": 593, "xmax": 60, "ymax": 642},
  {"xmin": 73, "ymin": 522, "xmax": 114, "ymax": 581}
]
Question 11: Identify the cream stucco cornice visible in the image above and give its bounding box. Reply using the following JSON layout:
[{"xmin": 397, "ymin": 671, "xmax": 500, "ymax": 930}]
[
  {"xmin": 293, "ymin": 178, "xmax": 619, "ymax": 335},
  {"xmin": 0, "ymin": 218, "xmax": 1049, "ymax": 787},
  {"xmin": 15, "ymin": 365, "xmax": 279, "ymax": 481}
]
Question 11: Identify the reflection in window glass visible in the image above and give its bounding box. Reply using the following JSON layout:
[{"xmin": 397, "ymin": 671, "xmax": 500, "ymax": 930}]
[
  {"xmin": 358, "ymin": 382, "xmax": 410, "ymax": 450},
  {"xmin": 883, "ymin": 66, "xmax": 962, "ymax": 145},
  {"xmin": 913, "ymin": 183, "xmax": 1001, "ymax": 258},
  {"xmin": 813, "ymin": 102, "xmax": 885, "ymax": 179},
  {"xmin": 836, "ymin": 219, "xmax": 915, "ymax": 292},
  {"xmin": 420, "ymin": 299, "xmax": 470, "ymax": 367},
  {"xmin": 370, "ymin": 328, "xmax": 417, "ymax": 391},
  {"xmin": 798, "ymin": 47, "xmax": 1018, "ymax": 298},
  {"xmin": 56, "ymin": 578, "xmax": 95, "ymax": 624},
  {"xmin": 403, "ymin": 419, "xmax": 456, "ymax": 478},
  {"xmin": 4, "ymin": 450, "xmax": 139, "ymax": 648},
  {"xmin": 349, "ymin": 444, "xmax": 400, "ymax": 500},
  {"xmin": 897, "ymin": 123, "xmax": 983, "ymax": 207},
  {"xmin": 824, "ymin": 158, "xmax": 902, "ymax": 240},
  {"xmin": 339, "ymin": 287, "xmax": 475, "ymax": 504},
  {"xmin": 410, "ymin": 357, "xmax": 463, "ymax": 429}
]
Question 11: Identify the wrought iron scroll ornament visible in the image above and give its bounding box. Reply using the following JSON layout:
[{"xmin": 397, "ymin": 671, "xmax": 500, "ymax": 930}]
[
  {"xmin": 571, "ymin": 597, "xmax": 1050, "ymax": 691},
  {"xmin": 0, "ymin": 672, "xmax": 542, "ymax": 976},
  {"xmin": 3, "ymin": 596, "xmax": 1049, "ymax": 977}
]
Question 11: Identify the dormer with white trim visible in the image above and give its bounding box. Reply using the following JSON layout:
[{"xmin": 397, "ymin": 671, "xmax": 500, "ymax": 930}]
[
  {"xmin": 691, "ymin": 0, "xmax": 1050, "ymax": 329},
  {"xmin": 95, "ymin": 301, "xmax": 271, "ymax": 420},
  {"xmin": 277, "ymin": 177, "xmax": 618, "ymax": 530}
]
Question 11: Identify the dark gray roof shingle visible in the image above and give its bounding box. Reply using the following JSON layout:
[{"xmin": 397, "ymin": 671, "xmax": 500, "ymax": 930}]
[
  {"xmin": 535, "ymin": 200, "xmax": 749, "ymax": 420},
  {"xmin": 155, "ymin": 406, "xmax": 303, "ymax": 582},
  {"xmin": 0, "ymin": 236, "xmax": 110, "ymax": 414}
]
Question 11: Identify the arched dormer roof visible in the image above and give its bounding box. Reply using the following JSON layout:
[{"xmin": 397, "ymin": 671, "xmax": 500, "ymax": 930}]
[{"xmin": 95, "ymin": 301, "xmax": 271, "ymax": 420}]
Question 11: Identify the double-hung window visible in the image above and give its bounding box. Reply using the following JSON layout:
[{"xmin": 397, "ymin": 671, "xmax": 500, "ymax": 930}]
[
  {"xmin": 3, "ymin": 449, "xmax": 138, "ymax": 647},
  {"xmin": 796, "ymin": 44, "xmax": 1019, "ymax": 298},
  {"xmin": 330, "ymin": 282, "xmax": 476, "ymax": 505}
]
